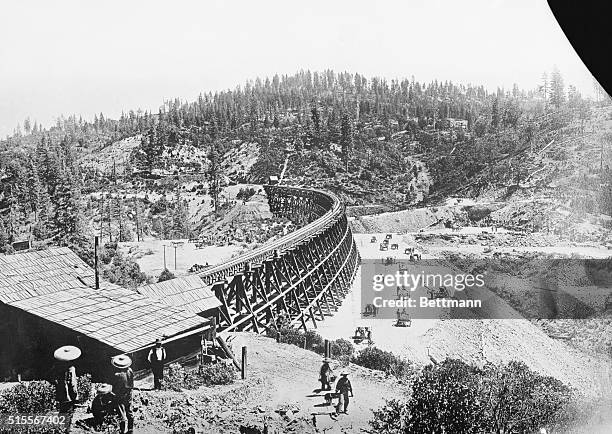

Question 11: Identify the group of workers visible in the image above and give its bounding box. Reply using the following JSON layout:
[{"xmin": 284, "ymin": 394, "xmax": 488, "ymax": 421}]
[
  {"xmin": 53, "ymin": 338, "xmax": 168, "ymax": 434},
  {"xmin": 319, "ymin": 358, "xmax": 354, "ymax": 414}
]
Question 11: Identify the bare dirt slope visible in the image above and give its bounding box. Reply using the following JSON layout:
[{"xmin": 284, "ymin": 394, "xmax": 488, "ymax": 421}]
[
  {"xmin": 226, "ymin": 333, "xmax": 407, "ymax": 433},
  {"xmin": 73, "ymin": 333, "xmax": 406, "ymax": 433},
  {"xmin": 318, "ymin": 233, "xmax": 612, "ymax": 401}
]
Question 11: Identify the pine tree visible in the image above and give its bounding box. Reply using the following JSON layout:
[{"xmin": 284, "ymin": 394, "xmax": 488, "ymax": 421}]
[
  {"xmin": 549, "ymin": 68, "xmax": 565, "ymax": 109},
  {"xmin": 340, "ymin": 113, "xmax": 353, "ymax": 171},
  {"xmin": 208, "ymin": 142, "xmax": 221, "ymax": 213},
  {"xmin": 172, "ymin": 185, "xmax": 190, "ymax": 238},
  {"xmin": 540, "ymin": 72, "xmax": 549, "ymax": 110},
  {"xmin": 310, "ymin": 105, "xmax": 321, "ymax": 147},
  {"xmin": 491, "ymin": 98, "xmax": 500, "ymax": 131},
  {"xmin": 52, "ymin": 173, "xmax": 83, "ymax": 243}
]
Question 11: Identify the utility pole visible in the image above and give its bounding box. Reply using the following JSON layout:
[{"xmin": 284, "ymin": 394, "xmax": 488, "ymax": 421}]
[
  {"xmin": 163, "ymin": 245, "xmax": 167, "ymax": 270},
  {"xmin": 171, "ymin": 241, "xmax": 183, "ymax": 270}
]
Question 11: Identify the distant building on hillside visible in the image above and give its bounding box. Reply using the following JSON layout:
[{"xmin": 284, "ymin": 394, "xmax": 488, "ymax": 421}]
[
  {"xmin": 442, "ymin": 118, "xmax": 469, "ymax": 130},
  {"xmin": 0, "ymin": 248, "xmax": 217, "ymax": 381}
]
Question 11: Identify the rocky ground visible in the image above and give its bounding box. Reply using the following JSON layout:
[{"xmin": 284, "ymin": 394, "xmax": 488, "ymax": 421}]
[{"xmin": 71, "ymin": 333, "xmax": 407, "ymax": 434}]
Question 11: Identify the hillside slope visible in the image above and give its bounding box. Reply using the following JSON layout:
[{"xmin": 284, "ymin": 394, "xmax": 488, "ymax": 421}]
[{"xmin": 72, "ymin": 333, "xmax": 407, "ymax": 433}]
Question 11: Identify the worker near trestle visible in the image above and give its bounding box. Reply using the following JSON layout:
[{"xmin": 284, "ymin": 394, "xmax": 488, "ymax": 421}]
[
  {"xmin": 147, "ymin": 338, "xmax": 167, "ymax": 390},
  {"xmin": 111, "ymin": 355, "xmax": 134, "ymax": 434}
]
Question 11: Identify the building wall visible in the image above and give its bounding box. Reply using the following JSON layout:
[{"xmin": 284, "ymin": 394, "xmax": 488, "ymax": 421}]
[{"xmin": 0, "ymin": 305, "xmax": 208, "ymax": 383}]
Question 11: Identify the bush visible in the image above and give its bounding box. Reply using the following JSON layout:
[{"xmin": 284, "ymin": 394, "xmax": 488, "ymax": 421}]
[
  {"xmin": 266, "ymin": 325, "xmax": 355, "ymax": 365},
  {"xmin": 351, "ymin": 347, "xmax": 413, "ymax": 379},
  {"xmin": 303, "ymin": 330, "xmax": 325, "ymax": 354},
  {"xmin": 164, "ymin": 362, "xmax": 236, "ymax": 391},
  {"xmin": 277, "ymin": 326, "xmax": 307, "ymax": 348},
  {"xmin": 369, "ymin": 359, "xmax": 577, "ymax": 434},
  {"xmin": 330, "ymin": 338, "xmax": 354, "ymax": 362},
  {"xmin": 77, "ymin": 374, "xmax": 92, "ymax": 403},
  {"xmin": 236, "ymin": 187, "xmax": 256, "ymax": 201},
  {"xmin": 0, "ymin": 381, "xmax": 56, "ymax": 413},
  {"xmin": 157, "ymin": 268, "xmax": 176, "ymax": 283},
  {"xmin": 198, "ymin": 363, "xmax": 236, "ymax": 386},
  {"xmin": 369, "ymin": 399, "xmax": 406, "ymax": 434},
  {"xmin": 101, "ymin": 248, "xmax": 148, "ymax": 289}
]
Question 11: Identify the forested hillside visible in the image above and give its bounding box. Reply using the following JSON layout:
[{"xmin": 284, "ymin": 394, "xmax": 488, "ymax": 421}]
[{"xmin": 1, "ymin": 69, "xmax": 610, "ymax": 256}]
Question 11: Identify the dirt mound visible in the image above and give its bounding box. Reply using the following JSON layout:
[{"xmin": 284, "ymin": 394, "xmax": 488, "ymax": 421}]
[
  {"xmin": 351, "ymin": 206, "xmax": 457, "ymax": 233},
  {"xmin": 421, "ymin": 318, "xmax": 611, "ymax": 398}
]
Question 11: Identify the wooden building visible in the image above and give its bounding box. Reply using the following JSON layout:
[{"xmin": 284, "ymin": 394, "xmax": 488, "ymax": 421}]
[
  {"xmin": 0, "ymin": 248, "xmax": 217, "ymax": 381},
  {"xmin": 136, "ymin": 276, "xmax": 221, "ymax": 318}
]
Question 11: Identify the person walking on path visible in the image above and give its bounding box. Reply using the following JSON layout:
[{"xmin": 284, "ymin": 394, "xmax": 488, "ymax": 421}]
[
  {"xmin": 319, "ymin": 357, "xmax": 334, "ymax": 391},
  {"xmin": 147, "ymin": 338, "xmax": 167, "ymax": 390},
  {"xmin": 53, "ymin": 346, "xmax": 81, "ymax": 414},
  {"xmin": 335, "ymin": 371, "xmax": 353, "ymax": 414},
  {"xmin": 111, "ymin": 355, "xmax": 134, "ymax": 434}
]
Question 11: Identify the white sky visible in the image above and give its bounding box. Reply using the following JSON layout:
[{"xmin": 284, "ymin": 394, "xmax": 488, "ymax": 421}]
[{"xmin": 0, "ymin": 0, "xmax": 595, "ymax": 137}]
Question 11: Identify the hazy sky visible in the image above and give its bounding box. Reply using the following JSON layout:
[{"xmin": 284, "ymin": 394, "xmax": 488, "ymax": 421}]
[{"xmin": 0, "ymin": 0, "xmax": 595, "ymax": 137}]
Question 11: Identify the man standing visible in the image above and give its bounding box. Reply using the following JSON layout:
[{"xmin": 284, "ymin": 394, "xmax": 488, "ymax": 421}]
[
  {"xmin": 319, "ymin": 357, "xmax": 334, "ymax": 391},
  {"xmin": 147, "ymin": 338, "xmax": 167, "ymax": 390},
  {"xmin": 53, "ymin": 345, "xmax": 81, "ymax": 414},
  {"xmin": 111, "ymin": 355, "xmax": 134, "ymax": 434},
  {"xmin": 335, "ymin": 371, "xmax": 353, "ymax": 414}
]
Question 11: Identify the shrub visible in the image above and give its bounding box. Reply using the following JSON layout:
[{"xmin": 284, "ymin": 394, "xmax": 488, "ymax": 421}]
[
  {"xmin": 199, "ymin": 363, "xmax": 236, "ymax": 386},
  {"xmin": 330, "ymin": 338, "xmax": 354, "ymax": 362},
  {"xmin": 77, "ymin": 374, "xmax": 92, "ymax": 403},
  {"xmin": 273, "ymin": 326, "xmax": 354, "ymax": 360},
  {"xmin": 369, "ymin": 399, "xmax": 406, "ymax": 434},
  {"xmin": 164, "ymin": 362, "xmax": 236, "ymax": 391},
  {"xmin": 236, "ymin": 187, "xmax": 256, "ymax": 201},
  {"xmin": 157, "ymin": 268, "xmax": 176, "ymax": 283},
  {"xmin": 351, "ymin": 346, "xmax": 413, "ymax": 379},
  {"xmin": 101, "ymin": 249, "xmax": 147, "ymax": 288},
  {"xmin": 369, "ymin": 359, "xmax": 577, "ymax": 434},
  {"xmin": 0, "ymin": 381, "xmax": 56, "ymax": 413},
  {"xmin": 277, "ymin": 327, "xmax": 307, "ymax": 348},
  {"xmin": 303, "ymin": 330, "xmax": 325, "ymax": 354}
]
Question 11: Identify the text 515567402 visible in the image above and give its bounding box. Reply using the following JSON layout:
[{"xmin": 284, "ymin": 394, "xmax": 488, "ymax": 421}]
[{"xmin": 0, "ymin": 413, "xmax": 70, "ymax": 431}]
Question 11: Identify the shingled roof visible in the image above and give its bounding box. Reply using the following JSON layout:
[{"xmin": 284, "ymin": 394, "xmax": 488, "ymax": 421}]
[
  {"xmin": 0, "ymin": 248, "xmax": 211, "ymax": 353},
  {"xmin": 136, "ymin": 276, "xmax": 221, "ymax": 315}
]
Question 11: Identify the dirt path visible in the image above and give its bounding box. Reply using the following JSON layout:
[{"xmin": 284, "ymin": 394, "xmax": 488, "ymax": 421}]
[
  {"xmin": 227, "ymin": 333, "xmax": 407, "ymax": 433},
  {"xmin": 71, "ymin": 333, "xmax": 406, "ymax": 433}
]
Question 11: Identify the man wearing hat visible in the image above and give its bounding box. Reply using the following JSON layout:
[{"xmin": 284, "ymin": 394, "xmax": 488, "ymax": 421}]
[
  {"xmin": 319, "ymin": 357, "xmax": 334, "ymax": 391},
  {"xmin": 111, "ymin": 355, "xmax": 134, "ymax": 434},
  {"xmin": 53, "ymin": 346, "xmax": 81, "ymax": 414},
  {"xmin": 335, "ymin": 371, "xmax": 353, "ymax": 414},
  {"xmin": 147, "ymin": 338, "xmax": 167, "ymax": 390},
  {"xmin": 91, "ymin": 384, "xmax": 116, "ymax": 429}
]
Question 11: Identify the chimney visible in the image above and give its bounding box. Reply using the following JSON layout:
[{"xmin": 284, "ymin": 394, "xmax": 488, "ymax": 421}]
[{"xmin": 94, "ymin": 236, "xmax": 100, "ymax": 290}]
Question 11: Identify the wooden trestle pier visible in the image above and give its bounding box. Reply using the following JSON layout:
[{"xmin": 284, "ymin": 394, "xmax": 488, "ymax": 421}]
[{"xmin": 198, "ymin": 185, "xmax": 360, "ymax": 333}]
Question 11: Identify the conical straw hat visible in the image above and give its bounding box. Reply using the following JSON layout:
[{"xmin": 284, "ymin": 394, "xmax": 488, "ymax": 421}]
[
  {"xmin": 111, "ymin": 354, "xmax": 132, "ymax": 369},
  {"xmin": 53, "ymin": 346, "xmax": 81, "ymax": 362}
]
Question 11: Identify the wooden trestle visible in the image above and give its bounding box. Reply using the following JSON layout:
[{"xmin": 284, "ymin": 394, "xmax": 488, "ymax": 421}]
[{"xmin": 197, "ymin": 185, "xmax": 360, "ymax": 332}]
